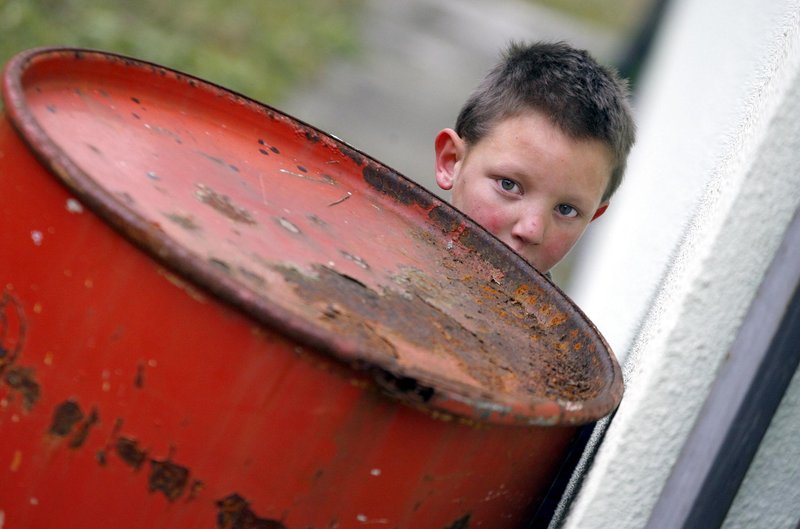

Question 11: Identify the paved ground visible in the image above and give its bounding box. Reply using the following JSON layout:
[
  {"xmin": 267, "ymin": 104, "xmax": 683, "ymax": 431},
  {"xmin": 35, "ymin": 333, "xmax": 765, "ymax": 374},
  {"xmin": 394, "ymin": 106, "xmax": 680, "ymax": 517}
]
[{"xmin": 282, "ymin": 0, "xmax": 622, "ymax": 197}]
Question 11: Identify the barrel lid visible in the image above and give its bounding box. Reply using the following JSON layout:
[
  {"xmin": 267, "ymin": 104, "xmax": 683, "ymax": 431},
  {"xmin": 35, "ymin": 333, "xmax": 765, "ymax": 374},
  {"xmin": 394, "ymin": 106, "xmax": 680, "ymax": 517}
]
[{"xmin": 2, "ymin": 48, "xmax": 622, "ymax": 425}]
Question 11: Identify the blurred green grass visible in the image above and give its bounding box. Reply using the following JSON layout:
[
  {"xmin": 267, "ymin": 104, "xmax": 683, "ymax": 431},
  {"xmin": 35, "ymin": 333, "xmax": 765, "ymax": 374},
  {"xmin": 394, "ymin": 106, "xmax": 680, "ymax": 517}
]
[
  {"xmin": 0, "ymin": 0, "xmax": 364, "ymax": 105},
  {"xmin": 530, "ymin": 0, "xmax": 651, "ymax": 33},
  {"xmin": 1, "ymin": 0, "xmax": 647, "ymax": 107}
]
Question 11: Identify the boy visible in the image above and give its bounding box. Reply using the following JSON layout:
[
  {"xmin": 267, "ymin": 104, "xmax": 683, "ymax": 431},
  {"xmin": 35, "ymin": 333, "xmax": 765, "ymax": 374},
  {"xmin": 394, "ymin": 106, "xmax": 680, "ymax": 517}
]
[{"xmin": 435, "ymin": 41, "xmax": 636, "ymax": 275}]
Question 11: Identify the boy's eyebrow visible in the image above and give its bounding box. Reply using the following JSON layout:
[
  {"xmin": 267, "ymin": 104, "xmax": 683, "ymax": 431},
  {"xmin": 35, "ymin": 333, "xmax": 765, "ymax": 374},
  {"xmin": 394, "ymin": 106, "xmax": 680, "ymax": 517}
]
[
  {"xmin": 562, "ymin": 192, "xmax": 599, "ymax": 211},
  {"xmin": 489, "ymin": 159, "xmax": 530, "ymax": 177}
]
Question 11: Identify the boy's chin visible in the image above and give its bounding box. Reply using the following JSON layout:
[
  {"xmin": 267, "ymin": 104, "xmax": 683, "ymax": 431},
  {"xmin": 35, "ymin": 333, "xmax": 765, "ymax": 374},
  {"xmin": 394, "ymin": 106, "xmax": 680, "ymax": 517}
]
[{"xmin": 528, "ymin": 258, "xmax": 555, "ymax": 276}]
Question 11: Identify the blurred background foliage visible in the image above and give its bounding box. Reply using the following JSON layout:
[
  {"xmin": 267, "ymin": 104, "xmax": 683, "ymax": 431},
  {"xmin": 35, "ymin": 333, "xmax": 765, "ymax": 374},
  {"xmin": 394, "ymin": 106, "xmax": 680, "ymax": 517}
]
[
  {"xmin": 0, "ymin": 0, "xmax": 365, "ymax": 105},
  {"xmin": 533, "ymin": 0, "xmax": 650, "ymax": 32},
  {"xmin": 1, "ymin": 0, "xmax": 650, "ymax": 107}
]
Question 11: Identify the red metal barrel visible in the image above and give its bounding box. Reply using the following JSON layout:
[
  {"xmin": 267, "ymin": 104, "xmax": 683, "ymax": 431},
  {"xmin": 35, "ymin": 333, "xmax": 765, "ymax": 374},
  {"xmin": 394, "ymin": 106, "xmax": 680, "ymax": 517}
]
[{"xmin": 0, "ymin": 48, "xmax": 622, "ymax": 528}]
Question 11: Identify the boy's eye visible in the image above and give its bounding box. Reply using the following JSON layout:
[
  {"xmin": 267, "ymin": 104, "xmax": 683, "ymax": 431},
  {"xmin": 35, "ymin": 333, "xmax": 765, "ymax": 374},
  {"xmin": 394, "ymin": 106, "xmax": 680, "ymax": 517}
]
[
  {"xmin": 498, "ymin": 178, "xmax": 520, "ymax": 193},
  {"xmin": 556, "ymin": 204, "xmax": 578, "ymax": 218}
]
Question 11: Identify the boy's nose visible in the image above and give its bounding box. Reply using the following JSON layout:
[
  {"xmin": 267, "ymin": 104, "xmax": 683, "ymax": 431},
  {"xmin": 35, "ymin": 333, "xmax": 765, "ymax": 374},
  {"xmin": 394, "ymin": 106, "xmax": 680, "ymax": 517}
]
[{"xmin": 511, "ymin": 211, "xmax": 546, "ymax": 245}]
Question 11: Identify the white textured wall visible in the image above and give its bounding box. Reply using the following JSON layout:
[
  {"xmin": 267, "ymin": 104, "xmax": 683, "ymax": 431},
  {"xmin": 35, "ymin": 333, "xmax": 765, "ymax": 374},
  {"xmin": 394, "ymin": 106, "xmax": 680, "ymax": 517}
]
[
  {"xmin": 720, "ymin": 64, "xmax": 800, "ymax": 529},
  {"xmin": 561, "ymin": 0, "xmax": 800, "ymax": 527},
  {"xmin": 723, "ymin": 364, "xmax": 800, "ymax": 529}
]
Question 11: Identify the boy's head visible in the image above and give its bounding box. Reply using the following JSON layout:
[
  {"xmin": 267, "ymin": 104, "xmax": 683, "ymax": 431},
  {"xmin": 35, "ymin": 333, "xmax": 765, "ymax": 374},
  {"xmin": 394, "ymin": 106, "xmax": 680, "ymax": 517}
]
[{"xmin": 435, "ymin": 41, "xmax": 635, "ymax": 273}]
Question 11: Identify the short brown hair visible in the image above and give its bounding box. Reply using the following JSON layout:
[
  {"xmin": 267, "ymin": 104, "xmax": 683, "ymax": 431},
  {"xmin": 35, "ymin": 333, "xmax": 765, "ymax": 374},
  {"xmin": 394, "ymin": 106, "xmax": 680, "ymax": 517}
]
[{"xmin": 455, "ymin": 41, "xmax": 636, "ymax": 202}]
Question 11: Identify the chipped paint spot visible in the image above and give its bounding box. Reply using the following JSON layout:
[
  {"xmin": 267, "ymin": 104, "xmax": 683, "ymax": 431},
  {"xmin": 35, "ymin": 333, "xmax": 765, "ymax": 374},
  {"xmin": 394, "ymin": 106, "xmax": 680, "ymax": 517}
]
[
  {"xmin": 370, "ymin": 468, "xmax": 382, "ymax": 476},
  {"xmin": 444, "ymin": 514, "xmax": 471, "ymax": 529},
  {"xmin": 149, "ymin": 457, "xmax": 190, "ymax": 501},
  {"xmin": 102, "ymin": 368, "xmax": 111, "ymax": 392},
  {"xmin": 560, "ymin": 400, "xmax": 584, "ymax": 412},
  {"xmin": 165, "ymin": 212, "xmax": 200, "ymax": 231},
  {"xmin": 9, "ymin": 449, "xmax": 22, "ymax": 472},
  {"xmin": 237, "ymin": 266, "xmax": 266, "ymax": 288},
  {"xmin": 4, "ymin": 367, "xmax": 41, "ymax": 411},
  {"xmin": 356, "ymin": 514, "xmax": 389, "ymax": 524},
  {"xmin": 117, "ymin": 437, "xmax": 147, "ymax": 470},
  {"xmin": 135, "ymin": 362, "xmax": 145, "ymax": 388},
  {"xmin": 195, "ymin": 183, "xmax": 256, "ymax": 225},
  {"xmin": 49, "ymin": 400, "xmax": 83, "ymax": 436},
  {"xmin": 340, "ymin": 250, "xmax": 369, "ymax": 270},
  {"xmin": 277, "ymin": 217, "xmax": 301, "ymax": 235},
  {"xmin": 30, "ymin": 231, "xmax": 43, "ymax": 246},
  {"xmin": 188, "ymin": 479, "xmax": 204, "ymax": 501},
  {"xmin": 66, "ymin": 198, "xmax": 84, "ymax": 213},
  {"xmin": 306, "ymin": 213, "xmax": 327, "ymax": 227},
  {"xmin": 69, "ymin": 407, "xmax": 99, "ymax": 448}
]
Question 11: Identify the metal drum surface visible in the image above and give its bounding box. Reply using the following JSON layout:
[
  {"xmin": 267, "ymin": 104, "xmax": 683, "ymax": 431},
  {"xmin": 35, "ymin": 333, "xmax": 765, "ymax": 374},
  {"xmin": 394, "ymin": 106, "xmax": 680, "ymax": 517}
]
[{"xmin": 0, "ymin": 48, "xmax": 623, "ymax": 528}]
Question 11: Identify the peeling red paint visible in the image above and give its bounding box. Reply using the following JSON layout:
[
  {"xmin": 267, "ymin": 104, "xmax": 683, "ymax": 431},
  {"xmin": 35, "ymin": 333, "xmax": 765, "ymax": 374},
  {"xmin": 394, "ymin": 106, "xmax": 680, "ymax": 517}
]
[
  {"xmin": 49, "ymin": 400, "xmax": 83, "ymax": 437},
  {"xmin": 116, "ymin": 437, "xmax": 148, "ymax": 470},
  {"xmin": 216, "ymin": 494, "xmax": 287, "ymax": 529},
  {"xmin": 148, "ymin": 456, "xmax": 190, "ymax": 501}
]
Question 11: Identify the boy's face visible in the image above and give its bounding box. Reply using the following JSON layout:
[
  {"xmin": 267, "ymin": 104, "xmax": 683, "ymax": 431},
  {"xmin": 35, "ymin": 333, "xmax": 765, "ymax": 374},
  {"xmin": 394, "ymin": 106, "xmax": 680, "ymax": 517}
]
[{"xmin": 435, "ymin": 110, "xmax": 612, "ymax": 274}]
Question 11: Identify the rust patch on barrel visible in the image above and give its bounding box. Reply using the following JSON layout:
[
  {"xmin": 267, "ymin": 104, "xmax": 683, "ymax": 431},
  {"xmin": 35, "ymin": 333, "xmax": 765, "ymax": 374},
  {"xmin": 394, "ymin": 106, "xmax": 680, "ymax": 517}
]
[
  {"xmin": 149, "ymin": 456, "xmax": 190, "ymax": 501},
  {"xmin": 48, "ymin": 400, "xmax": 100, "ymax": 448},
  {"xmin": 362, "ymin": 163, "xmax": 434, "ymax": 210},
  {"xmin": 49, "ymin": 400, "xmax": 84, "ymax": 436},
  {"xmin": 69, "ymin": 406, "xmax": 99, "ymax": 448},
  {"xmin": 216, "ymin": 493, "xmax": 287, "ymax": 529},
  {"xmin": 3, "ymin": 366, "xmax": 41, "ymax": 410},
  {"xmin": 117, "ymin": 437, "xmax": 148, "ymax": 470},
  {"xmin": 272, "ymin": 259, "xmax": 600, "ymax": 405}
]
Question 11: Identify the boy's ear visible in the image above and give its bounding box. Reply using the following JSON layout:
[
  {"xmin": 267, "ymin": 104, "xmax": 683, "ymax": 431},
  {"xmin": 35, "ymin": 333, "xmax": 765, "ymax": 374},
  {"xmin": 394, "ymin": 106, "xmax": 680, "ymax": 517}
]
[
  {"xmin": 434, "ymin": 128, "xmax": 464, "ymax": 191},
  {"xmin": 591, "ymin": 202, "xmax": 609, "ymax": 221}
]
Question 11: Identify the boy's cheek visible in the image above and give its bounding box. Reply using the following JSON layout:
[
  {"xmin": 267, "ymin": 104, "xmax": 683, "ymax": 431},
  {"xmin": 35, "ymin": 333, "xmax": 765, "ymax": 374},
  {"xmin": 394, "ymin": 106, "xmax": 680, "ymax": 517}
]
[{"xmin": 471, "ymin": 211, "xmax": 507, "ymax": 241}]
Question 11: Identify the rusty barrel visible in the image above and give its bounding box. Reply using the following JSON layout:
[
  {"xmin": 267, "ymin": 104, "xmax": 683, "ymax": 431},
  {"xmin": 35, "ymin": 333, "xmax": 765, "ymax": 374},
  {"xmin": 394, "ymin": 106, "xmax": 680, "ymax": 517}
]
[{"xmin": 0, "ymin": 48, "xmax": 622, "ymax": 528}]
